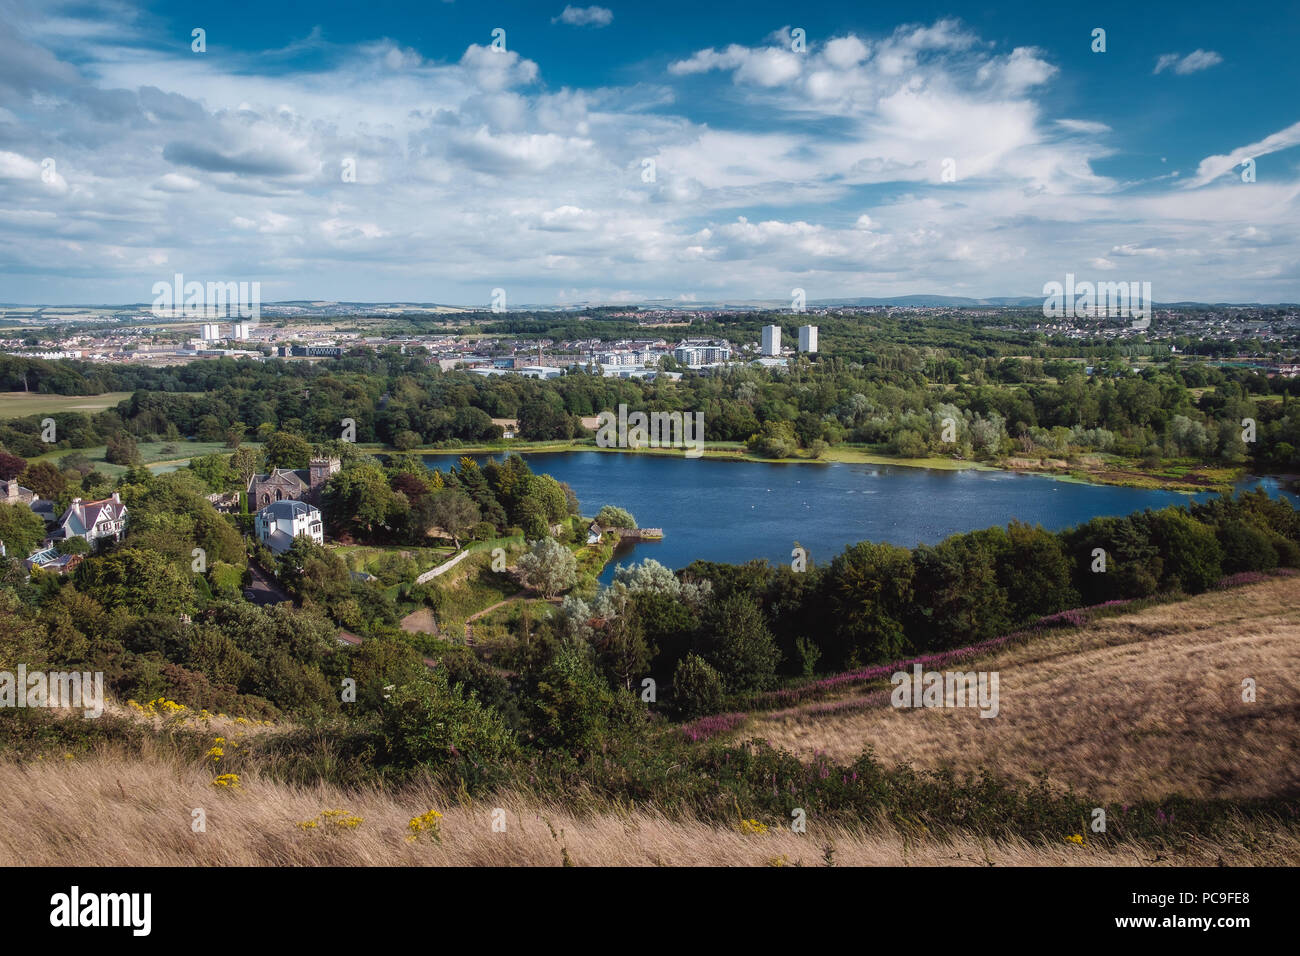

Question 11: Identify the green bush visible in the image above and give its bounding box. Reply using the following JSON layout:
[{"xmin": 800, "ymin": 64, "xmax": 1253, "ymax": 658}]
[
  {"xmin": 381, "ymin": 670, "xmax": 517, "ymax": 769},
  {"xmin": 671, "ymin": 653, "xmax": 724, "ymax": 719}
]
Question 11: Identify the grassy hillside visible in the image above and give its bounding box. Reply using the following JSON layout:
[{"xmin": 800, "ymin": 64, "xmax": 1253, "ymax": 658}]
[
  {"xmin": 752, "ymin": 575, "xmax": 1300, "ymax": 803},
  {"xmin": 2, "ymin": 744, "xmax": 1294, "ymax": 866},
  {"xmin": 1, "ymin": 576, "xmax": 1298, "ymax": 866}
]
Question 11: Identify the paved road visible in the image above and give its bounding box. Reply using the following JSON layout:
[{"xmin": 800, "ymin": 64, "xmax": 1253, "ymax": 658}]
[{"xmin": 245, "ymin": 562, "xmax": 290, "ymax": 607}]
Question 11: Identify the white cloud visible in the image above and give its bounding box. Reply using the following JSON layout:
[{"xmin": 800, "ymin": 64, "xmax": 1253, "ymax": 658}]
[
  {"xmin": 823, "ymin": 35, "xmax": 869, "ymax": 69},
  {"xmin": 1186, "ymin": 119, "xmax": 1300, "ymax": 187},
  {"xmin": 552, "ymin": 6, "xmax": 613, "ymax": 27},
  {"xmin": 152, "ymin": 173, "xmax": 200, "ymax": 192},
  {"xmin": 0, "ymin": 11, "xmax": 1294, "ymax": 304},
  {"xmin": 1154, "ymin": 50, "xmax": 1223, "ymax": 75},
  {"xmin": 1055, "ymin": 119, "xmax": 1111, "ymax": 134}
]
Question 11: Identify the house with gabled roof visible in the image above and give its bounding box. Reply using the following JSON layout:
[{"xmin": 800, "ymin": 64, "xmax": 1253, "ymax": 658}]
[
  {"xmin": 247, "ymin": 457, "xmax": 340, "ymax": 510},
  {"xmin": 54, "ymin": 492, "xmax": 128, "ymax": 546}
]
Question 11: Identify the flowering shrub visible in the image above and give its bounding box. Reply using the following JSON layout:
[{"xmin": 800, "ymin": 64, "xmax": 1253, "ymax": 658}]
[
  {"xmin": 681, "ymin": 712, "xmax": 747, "ymax": 742},
  {"xmin": 211, "ymin": 773, "xmax": 241, "ymax": 790}
]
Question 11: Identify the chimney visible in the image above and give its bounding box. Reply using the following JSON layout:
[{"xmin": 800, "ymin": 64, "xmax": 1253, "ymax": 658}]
[{"xmin": 5, "ymin": 480, "xmax": 15, "ymax": 502}]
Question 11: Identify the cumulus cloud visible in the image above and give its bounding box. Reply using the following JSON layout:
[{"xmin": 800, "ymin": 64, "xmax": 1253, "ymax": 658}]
[
  {"xmin": 0, "ymin": 10, "xmax": 1294, "ymax": 304},
  {"xmin": 552, "ymin": 6, "xmax": 613, "ymax": 27}
]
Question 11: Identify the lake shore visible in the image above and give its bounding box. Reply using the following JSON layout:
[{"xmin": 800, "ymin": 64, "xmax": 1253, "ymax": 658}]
[{"xmin": 387, "ymin": 438, "xmax": 1246, "ymax": 493}]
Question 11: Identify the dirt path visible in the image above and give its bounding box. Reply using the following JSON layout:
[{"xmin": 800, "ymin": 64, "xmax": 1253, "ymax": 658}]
[{"xmin": 466, "ymin": 590, "xmax": 527, "ymax": 622}]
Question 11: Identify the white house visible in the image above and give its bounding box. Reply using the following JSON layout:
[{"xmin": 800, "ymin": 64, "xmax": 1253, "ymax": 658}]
[
  {"xmin": 255, "ymin": 499, "xmax": 323, "ymax": 554},
  {"xmin": 54, "ymin": 493, "xmax": 128, "ymax": 546}
]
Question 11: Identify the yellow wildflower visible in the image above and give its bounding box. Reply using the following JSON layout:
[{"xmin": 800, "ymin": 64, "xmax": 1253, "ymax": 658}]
[
  {"xmin": 406, "ymin": 809, "xmax": 444, "ymax": 843},
  {"xmin": 299, "ymin": 809, "xmax": 364, "ymax": 832}
]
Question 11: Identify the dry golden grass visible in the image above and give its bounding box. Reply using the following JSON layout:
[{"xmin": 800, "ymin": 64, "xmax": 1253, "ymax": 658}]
[
  {"xmin": 2, "ymin": 745, "xmax": 1295, "ymax": 866},
  {"xmin": 758, "ymin": 577, "xmax": 1300, "ymax": 803}
]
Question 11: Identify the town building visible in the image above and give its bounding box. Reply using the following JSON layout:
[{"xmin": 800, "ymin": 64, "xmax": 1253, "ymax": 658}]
[
  {"xmin": 247, "ymin": 458, "xmax": 340, "ymax": 509},
  {"xmin": 255, "ymin": 499, "xmax": 324, "ymax": 554},
  {"xmin": 798, "ymin": 325, "xmax": 818, "ymax": 353},
  {"xmin": 761, "ymin": 325, "xmax": 781, "ymax": 356},
  {"xmin": 672, "ymin": 338, "xmax": 732, "ymax": 366}
]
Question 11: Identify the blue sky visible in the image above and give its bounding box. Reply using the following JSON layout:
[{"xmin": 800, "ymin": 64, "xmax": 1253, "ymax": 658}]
[{"xmin": 0, "ymin": 0, "xmax": 1297, "ymax": 305}]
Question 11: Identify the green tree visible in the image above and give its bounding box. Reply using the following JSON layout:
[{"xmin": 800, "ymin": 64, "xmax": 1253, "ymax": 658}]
[
  {"xmin": 393, "ymin": 429, "xmax": 421, "ymax": 451},
  {"xmin": 595, "ymin": 505, "xmax": 636, "ymax": 529},
  {"xmin": 995, "ymin": 521, "xmax": 1080, "ymax": 622},
  {"xmin": 527, "ymin": 642, "xmax": 638, "ymax": 760},
  {"xmin": 0, "ymin": 502, "xmax": 46, "ymax": 557},
  {"xmin": 827, "ymin": 541, "xmax": 915, "ymax": 665},
  {"xmin": 427, "ymin": 489, "xmax": 480, "ymax": 547},
  {"xmin": 276, "ymin": 537, "xmax": 351, "ymax": 609},
  {"xmin": 517, "ymin": 399, "xmax": 575, "ymax": 441},
  {"xmin": 910, "ymin": 532, "xmax": 1012, "ymax": 648},
  {"xmin": 700, "ymin": 594, "xmax": 780, "ymax": 692},
  {"xmin": 324, "ymin": 462, "xmax": 397, "ymax": 540},
  {"xmin": 516, "ymin": 536, "xmax": 577, "ymax": 598},
  {"xmin": 21, "ymin": 461, "xmax": 67, "ymax": 501},
  {"xmin": 105, "ymin": 434, "xmax": 140, "ymax": 466},
  {"xmin": 189, "ymin": 453, "xmax": 232, "ymax": 492},
  {"xmin": 1147, "ymin": 509, "xmax": 1223, "ymax": 593},
  {"xmin": 263, "ymin": 432, "xmax": 313, "ymax": 470},
  {"xmin": 229, "ymin": 446, "xmax": 264, "ymax": 487},
  {"xmin": 1216, "ymin": 519, "xmax": 1277, "ymax": 574},
  {"xmin": 75, "ymin": 548, "xmax": 195, "ymax": 615},
  {"xmin": 672, "ymin": 652, "xmax": 725, "ymax": 719}
]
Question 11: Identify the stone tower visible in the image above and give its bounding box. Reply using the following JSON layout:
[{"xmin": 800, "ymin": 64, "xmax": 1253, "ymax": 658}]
[{"xmin": 308, "ymin": 457, "xmax": 341, "ymax": 497}]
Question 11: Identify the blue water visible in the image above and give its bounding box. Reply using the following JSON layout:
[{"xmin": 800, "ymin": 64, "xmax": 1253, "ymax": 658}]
[{"xmin": 423, "ymin": 452, "xmax": 1298, "ymax": 585}]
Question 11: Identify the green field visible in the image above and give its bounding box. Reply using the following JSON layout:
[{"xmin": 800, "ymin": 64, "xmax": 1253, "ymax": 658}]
[
  {"xmin": 30, "ymin": 439, "xmax": 262, "ymax": 478},
  {"xmin": 0, "ymin": 391, "xmax": 133, "ymax": 419}
]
